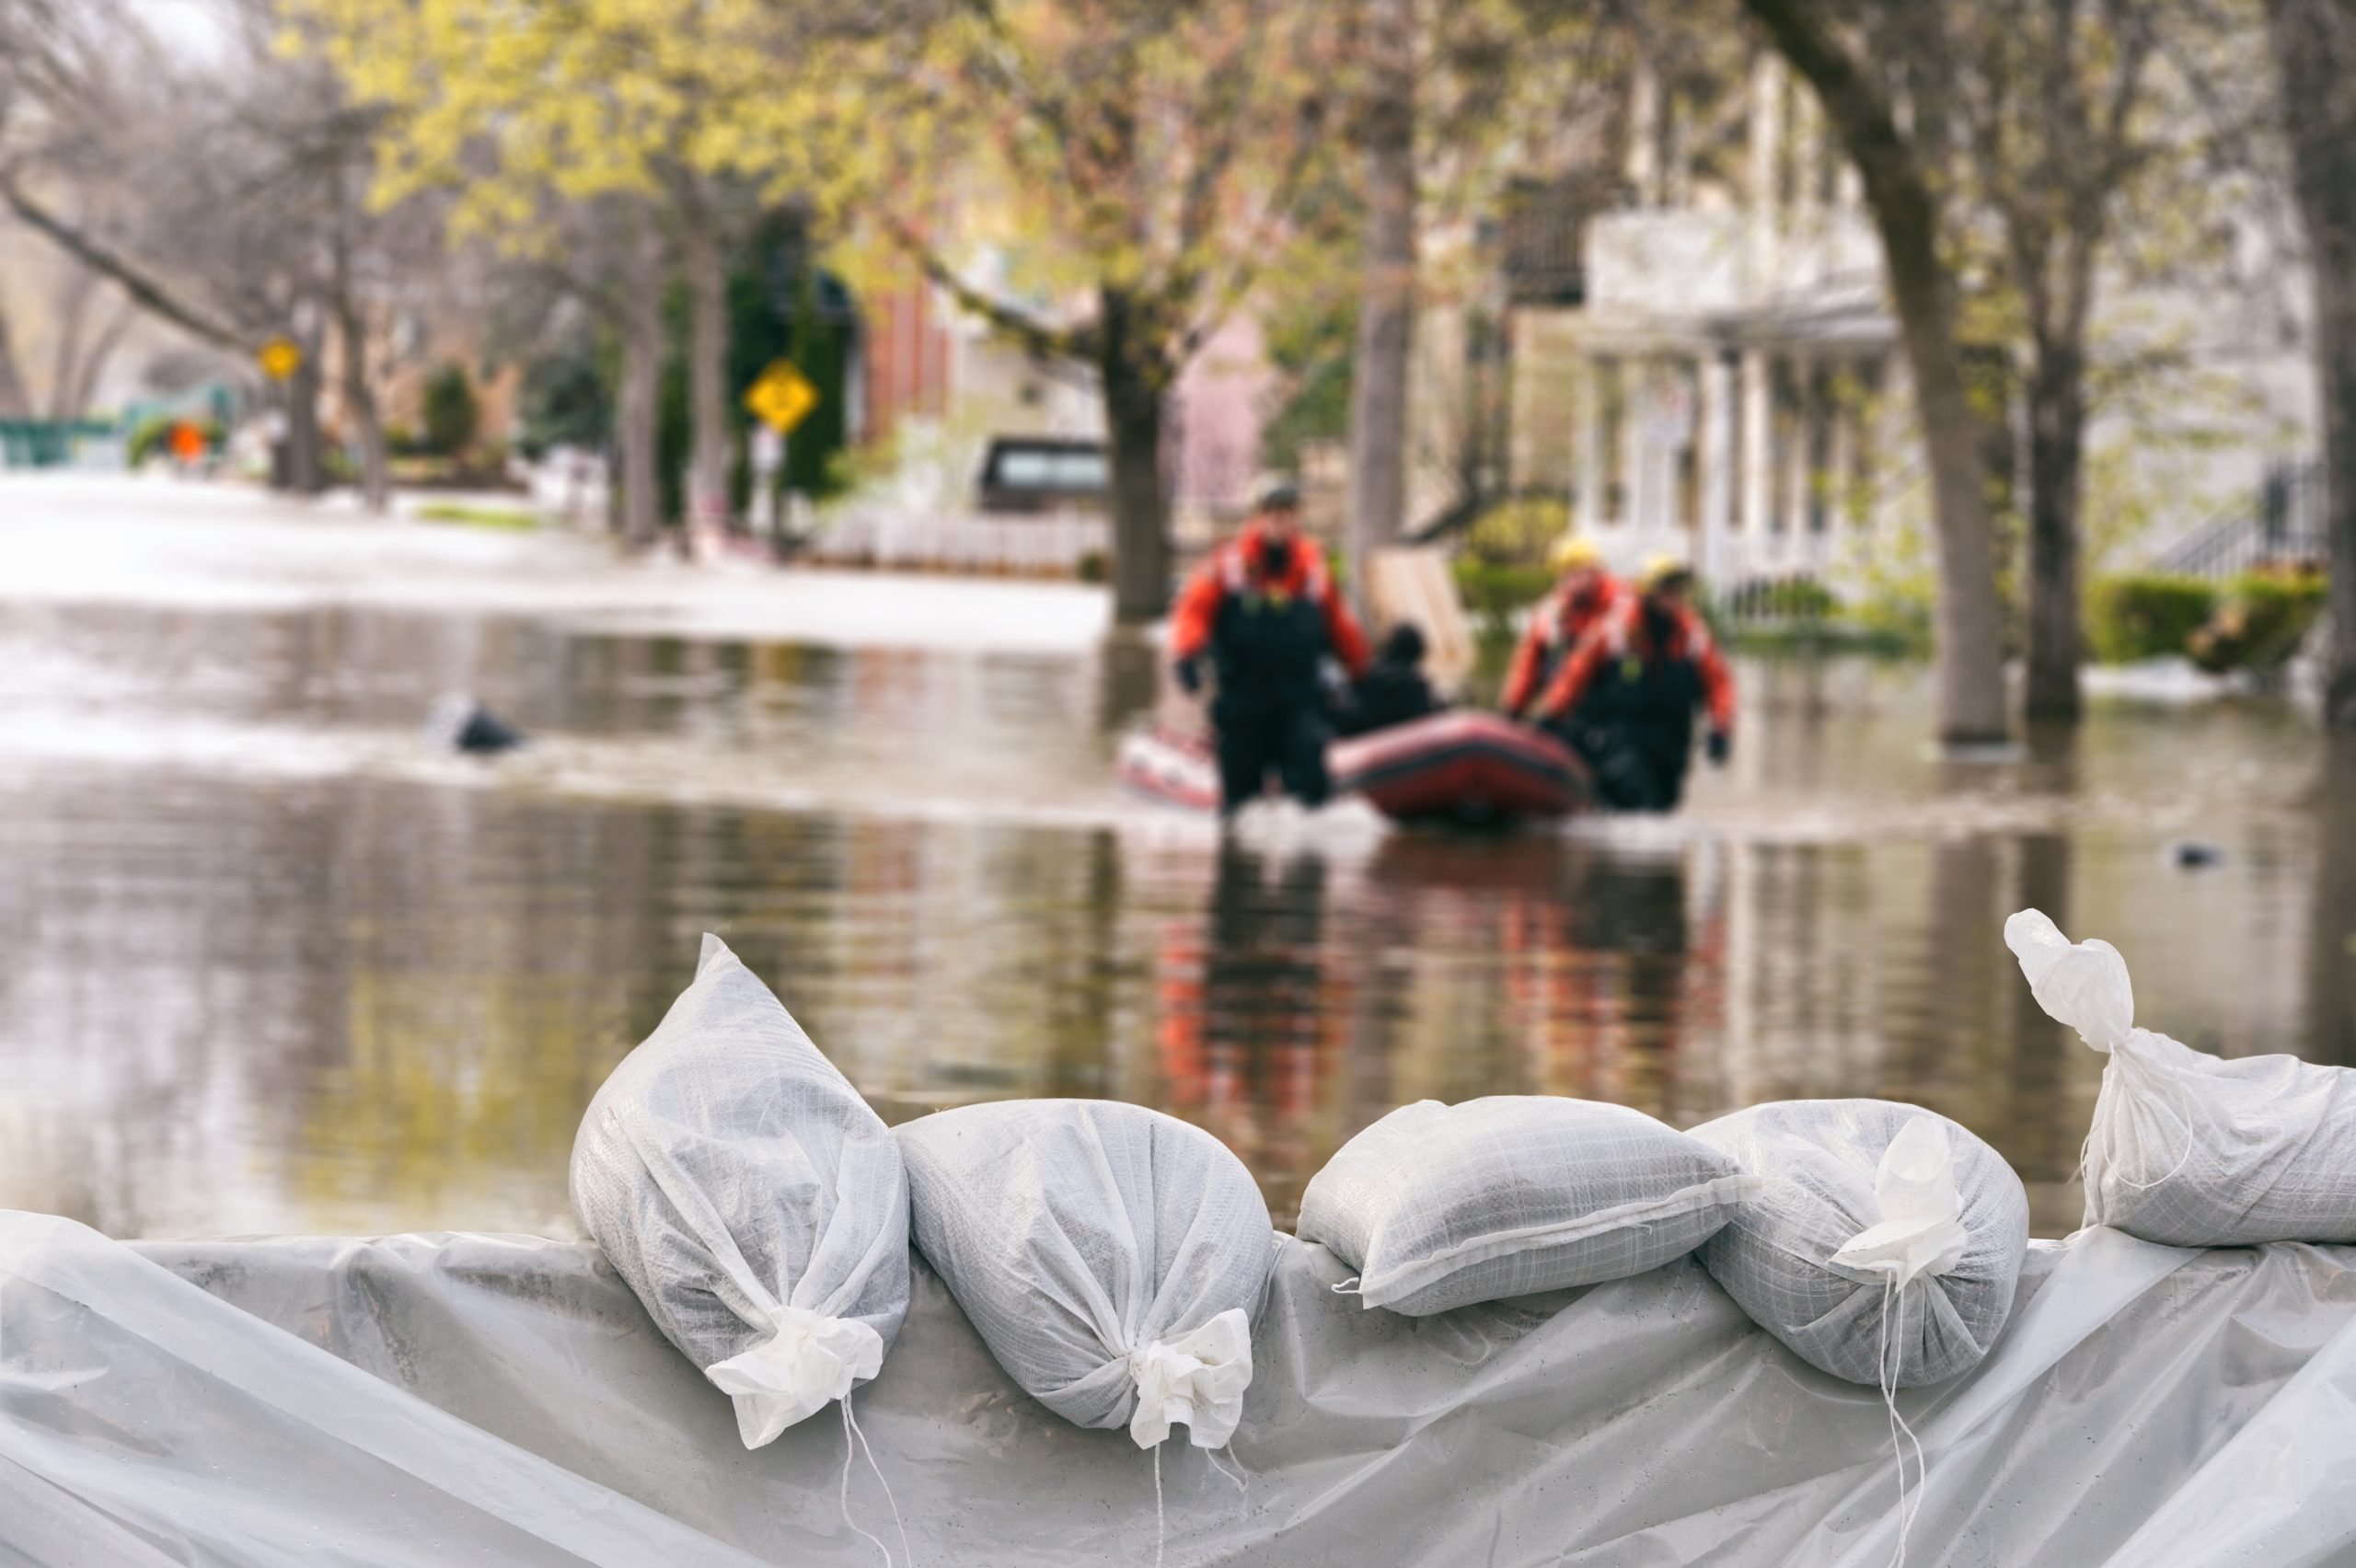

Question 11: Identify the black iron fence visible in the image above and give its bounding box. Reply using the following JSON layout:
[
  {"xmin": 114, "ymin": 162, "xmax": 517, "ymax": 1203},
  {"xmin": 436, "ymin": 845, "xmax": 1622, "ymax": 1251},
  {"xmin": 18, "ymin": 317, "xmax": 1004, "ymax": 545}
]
[{"xmin": 2154, "ymin": 459, "xmax": 2327, "ymax": 580}]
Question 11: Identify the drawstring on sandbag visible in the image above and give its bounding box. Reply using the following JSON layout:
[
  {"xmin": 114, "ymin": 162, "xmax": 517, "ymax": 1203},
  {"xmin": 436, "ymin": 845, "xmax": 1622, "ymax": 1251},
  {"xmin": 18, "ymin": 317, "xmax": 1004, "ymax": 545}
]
[
  {"xmin": 1152, "ymin": 1441, "xmax": 1166, "ymax": 1568},
  {"xmin": 837, "ymin": 1393, "xmax": 910, "ymax": 1568},
  {"xmin": 1829, "ymin": 1115, "xmax": 1966, "ymax": 1568},
  {"xmin": 1874, "ymin": 1275, "xmax": 1928, "ymax": 1568}
]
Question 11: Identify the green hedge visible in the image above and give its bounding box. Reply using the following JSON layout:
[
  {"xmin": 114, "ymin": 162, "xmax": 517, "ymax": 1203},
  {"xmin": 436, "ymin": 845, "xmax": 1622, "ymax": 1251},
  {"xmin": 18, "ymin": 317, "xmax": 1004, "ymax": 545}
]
[
  {"xmin": 2087, "ymin": 573, "xmax": 2217, "ymax": 663},
  {"xmin": 1452, "ymin": 559, "xmax": 1555, "ymax": 628},
  {"xmin": 2189, "ymin": 568, "xmax": 2329, "ymax": 673}
]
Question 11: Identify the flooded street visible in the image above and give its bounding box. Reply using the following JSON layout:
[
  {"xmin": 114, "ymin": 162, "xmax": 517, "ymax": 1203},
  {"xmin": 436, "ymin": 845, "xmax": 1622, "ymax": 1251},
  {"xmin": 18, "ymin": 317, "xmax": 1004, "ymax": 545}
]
[{"xmin": 4, "ymin": 478, "xmax": 2350, "ymax": 1239}]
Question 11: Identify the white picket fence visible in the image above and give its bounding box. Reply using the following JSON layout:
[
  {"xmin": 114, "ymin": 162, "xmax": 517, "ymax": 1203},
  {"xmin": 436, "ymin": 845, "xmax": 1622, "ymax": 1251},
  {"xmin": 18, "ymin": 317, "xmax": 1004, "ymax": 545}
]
[{"xmin": 803, "ymin": 509, "xmax": 1110, "ymax": 575}]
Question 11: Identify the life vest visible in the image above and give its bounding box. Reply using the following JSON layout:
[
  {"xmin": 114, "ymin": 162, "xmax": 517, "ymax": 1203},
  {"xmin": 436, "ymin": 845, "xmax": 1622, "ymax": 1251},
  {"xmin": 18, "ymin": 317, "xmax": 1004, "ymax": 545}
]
[
  {"xmin": 1577, "ymin": 606, "xmax": 1711, "ymax": 731},
  {"xmin": 1208, "ymin": 542, "xmax": 1337, "ymax": 710}
]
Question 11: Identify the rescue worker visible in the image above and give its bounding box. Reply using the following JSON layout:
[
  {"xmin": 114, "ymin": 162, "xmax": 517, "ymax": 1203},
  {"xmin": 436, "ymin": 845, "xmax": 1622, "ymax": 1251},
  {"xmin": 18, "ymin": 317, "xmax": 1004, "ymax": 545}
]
[
  {"xmin": 1499, "ymin": 534, "xmax": 1625, "ymax": 720},
  {"xmin": 1532, "ymin": 557, "xmax": 1733, "ymax": 812},
  {"xmin": 1171, "ymin": 481, "xmax": 1370, "ymax": 813},
  {"xmin": 1334, "ymin": 622, "xmax": 1444, "ymax": 737}
]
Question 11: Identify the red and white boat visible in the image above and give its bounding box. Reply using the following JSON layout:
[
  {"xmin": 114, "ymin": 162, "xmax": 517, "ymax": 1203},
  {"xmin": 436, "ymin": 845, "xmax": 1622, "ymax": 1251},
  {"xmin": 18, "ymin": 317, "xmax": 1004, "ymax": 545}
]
[{"xmin": 1117, "ymin": 710, "xmax": 1592, "ymax": 824}]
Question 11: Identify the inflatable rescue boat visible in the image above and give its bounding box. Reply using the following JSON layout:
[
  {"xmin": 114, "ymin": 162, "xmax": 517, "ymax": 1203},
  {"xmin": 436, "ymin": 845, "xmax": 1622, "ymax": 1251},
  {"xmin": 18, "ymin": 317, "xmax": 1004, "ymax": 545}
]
[{"xmin": 1117, "ymin": 710, "xmax": 1591, "ymax": 824}]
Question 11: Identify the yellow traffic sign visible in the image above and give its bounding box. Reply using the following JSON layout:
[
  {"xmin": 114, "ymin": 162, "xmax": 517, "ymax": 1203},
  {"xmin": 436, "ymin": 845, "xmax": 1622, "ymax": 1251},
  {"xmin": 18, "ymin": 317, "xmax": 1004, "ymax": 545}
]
[
  {"xmin": 744, "ymin": 360, "xmax": 818, "ymax": 434},
  {"xmin": 258, "ymin": 337, "xmax": 303, "ymax": 381}
]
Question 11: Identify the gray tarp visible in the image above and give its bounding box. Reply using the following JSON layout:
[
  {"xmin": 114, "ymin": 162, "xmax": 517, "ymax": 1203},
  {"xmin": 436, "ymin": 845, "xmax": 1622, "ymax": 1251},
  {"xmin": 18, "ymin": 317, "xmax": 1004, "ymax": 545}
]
[{"xmin": 6, "ymin": 1209, "xmax": 2356, "ymax": 1566}]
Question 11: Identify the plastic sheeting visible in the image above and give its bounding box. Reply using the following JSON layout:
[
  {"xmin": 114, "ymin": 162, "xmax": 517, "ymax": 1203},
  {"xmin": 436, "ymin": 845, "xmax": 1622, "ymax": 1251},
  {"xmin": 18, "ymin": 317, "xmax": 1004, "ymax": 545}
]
[{"xmin": 8, "ymin": 1210, "xmax": 2356, "ymax": 1565}]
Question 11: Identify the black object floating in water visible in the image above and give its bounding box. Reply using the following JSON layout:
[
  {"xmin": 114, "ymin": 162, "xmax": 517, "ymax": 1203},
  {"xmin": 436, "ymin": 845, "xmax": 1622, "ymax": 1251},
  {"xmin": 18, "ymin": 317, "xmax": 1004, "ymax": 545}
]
[{"xmin": 426, "ymin": 693, "xmax": 525, "ymax": 755}]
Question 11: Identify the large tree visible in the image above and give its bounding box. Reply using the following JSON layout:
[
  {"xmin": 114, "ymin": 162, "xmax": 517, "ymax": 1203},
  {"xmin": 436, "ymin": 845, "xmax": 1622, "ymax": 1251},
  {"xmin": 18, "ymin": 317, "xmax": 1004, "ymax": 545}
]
[
  {"xmin": 2264, "ymin": 0, "xmax": 2356, "ymax": 730},
  {"xmin": 304, "ymin": 0, "xmax": 878, "ymax": 537},
  {"xmin": 876, "ymin": 0, "xmax": 1338, "ymax": 623},
  {"xmin": 1345, "ymin": 0, "xmax": 1418, "ymax": 572},
  {"xmin": 1953, "ymin": 0, "xmax": 2164, "ymax": 724},
  {"xmin": 1742, "ymin": 0, "xmax": 2010, "ymax": 744},
  {"xmin": 3, "ymin": 0, "xmax": 435, "ymax": 502}
]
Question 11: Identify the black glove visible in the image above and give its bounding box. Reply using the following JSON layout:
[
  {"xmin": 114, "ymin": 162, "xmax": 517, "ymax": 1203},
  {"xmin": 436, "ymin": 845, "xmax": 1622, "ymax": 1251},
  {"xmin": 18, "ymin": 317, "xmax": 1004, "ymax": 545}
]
[
  {"xmin": 1173, "ymin": 658, "xmax": 1203, "ymax": 696},
  {"xmin": 1706, "ymin": 729, "xmax": 1731, "ymax": 766}
]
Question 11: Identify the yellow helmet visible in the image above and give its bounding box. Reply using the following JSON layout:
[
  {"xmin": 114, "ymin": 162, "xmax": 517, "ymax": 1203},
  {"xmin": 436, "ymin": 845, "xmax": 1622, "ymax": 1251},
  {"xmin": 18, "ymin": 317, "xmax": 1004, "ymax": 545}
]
[
  {"xmin": 1637, "ymin": 553, "xmax": 1692, "ymax": 593},
  {"xmin": 1548, "ymin": 533, "xmax": 1602, "ymax": 572}
]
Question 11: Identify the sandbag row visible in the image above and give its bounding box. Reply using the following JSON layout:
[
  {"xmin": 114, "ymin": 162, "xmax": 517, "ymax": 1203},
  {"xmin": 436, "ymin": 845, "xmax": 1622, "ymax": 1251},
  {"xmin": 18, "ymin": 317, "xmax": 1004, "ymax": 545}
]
[{"xmin": 572, "ymin": 935, "xmax": 2070, "ymax": 1475}]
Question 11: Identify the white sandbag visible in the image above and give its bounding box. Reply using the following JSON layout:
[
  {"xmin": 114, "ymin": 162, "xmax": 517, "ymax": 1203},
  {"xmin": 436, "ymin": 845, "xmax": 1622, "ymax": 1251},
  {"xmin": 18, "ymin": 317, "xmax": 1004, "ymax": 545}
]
[
  {"xmin": 2008, "ymin": 907, "xmax": 2356, "ymax": 1246},
  {"xmin": 895, "ymin": 1099, "xmax": 1272, "ymax": 1448},
  {"xmin": 1691, "ymin": 1100, "xmax": 2028, "ymax": 1387},
  {"xmin": 1296, "ymin": 1096, "xmax": 1755, "ymax": 1315},
  {"xmin": 571, "ymin": 933, "xmax": 908, "ymax": 1448}
]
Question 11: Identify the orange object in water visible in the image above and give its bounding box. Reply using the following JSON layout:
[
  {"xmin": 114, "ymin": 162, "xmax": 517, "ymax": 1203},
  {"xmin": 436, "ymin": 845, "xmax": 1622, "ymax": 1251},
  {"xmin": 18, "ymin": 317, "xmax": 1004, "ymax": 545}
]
[{"xmin": 168, "ymin": 422, "xmax": 205, "ymax": 463}]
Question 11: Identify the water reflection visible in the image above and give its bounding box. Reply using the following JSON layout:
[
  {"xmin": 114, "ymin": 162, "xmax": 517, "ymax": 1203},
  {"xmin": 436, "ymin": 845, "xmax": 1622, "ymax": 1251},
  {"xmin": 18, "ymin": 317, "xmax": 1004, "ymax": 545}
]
[{"xmin": 0, "ymin": 591, "xmax": 2349, "ymax": 1242}]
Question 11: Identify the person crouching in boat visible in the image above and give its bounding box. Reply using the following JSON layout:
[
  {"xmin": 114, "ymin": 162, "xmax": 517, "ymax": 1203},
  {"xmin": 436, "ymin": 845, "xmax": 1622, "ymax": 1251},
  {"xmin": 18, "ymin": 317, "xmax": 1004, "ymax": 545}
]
[
  {"xmin": 1499, "ymin": 533, "xmax": 1624, "ymax": 721},
  {"xmin": 1334, "ymin": 623, "xmax": 1446, "ymax": 738},
  {"xmin": 1530, "ymin": 557, "xmax": 1734, "ymax": 812},
  {"xmin": 1170, "ymin": 481, "xmax": 1370, "ymax": 814}
]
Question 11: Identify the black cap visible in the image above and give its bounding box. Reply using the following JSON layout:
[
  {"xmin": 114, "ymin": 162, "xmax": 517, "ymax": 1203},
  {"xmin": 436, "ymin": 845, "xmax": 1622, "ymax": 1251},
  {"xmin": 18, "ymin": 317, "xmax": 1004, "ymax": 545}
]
[{"xmin": 1254, "ymin": 478, "xmax": 1302, "ymax": 513}]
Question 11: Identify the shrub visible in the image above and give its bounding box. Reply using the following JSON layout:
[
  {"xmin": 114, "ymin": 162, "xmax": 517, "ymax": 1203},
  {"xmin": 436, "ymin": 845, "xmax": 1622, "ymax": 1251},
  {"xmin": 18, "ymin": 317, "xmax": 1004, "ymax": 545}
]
[
  {"xmin": 1452, "ymin": 559, "xmax": 1555, "ymax": 628},
  {"xmin": 128, "ymin": 416, "xmax": 221, "ymax": 466},
  {"xmin": 2188, "ymin": 566, "xmax": 2328, "ymax": 673},
  {"xmin": 1461, "ymin": 496, "xmax": 1572, "ymax": 568},
  {"xmin": 1074, "ymin": 548, "xmax": 1108, "ymax": 583},
  {"xmin": 2086, "ymin": 573, "xmax": 2217, "ymax": 663},
  {"xmin": 421, "ymin": 363, "xmax": 480, "ymax": 458}
]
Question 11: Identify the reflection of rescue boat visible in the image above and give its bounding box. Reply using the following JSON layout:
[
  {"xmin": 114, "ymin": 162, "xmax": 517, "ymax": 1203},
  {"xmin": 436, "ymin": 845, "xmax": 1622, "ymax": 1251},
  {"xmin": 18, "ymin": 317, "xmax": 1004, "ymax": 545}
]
[{"xmin": 1117, "ymin": 711, "xmax": 1592, "ymax": 824}]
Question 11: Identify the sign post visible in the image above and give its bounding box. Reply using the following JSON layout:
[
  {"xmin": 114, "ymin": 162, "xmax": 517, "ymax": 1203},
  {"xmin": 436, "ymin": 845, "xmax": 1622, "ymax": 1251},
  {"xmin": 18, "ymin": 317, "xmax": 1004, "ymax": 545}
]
[
  {"xmin": 743, "ymin": 361, "xmax": 819, "ymax": 549},
  {"xmin": 257, "ymin": 338, "xmax": 303, "ymax": 383}
]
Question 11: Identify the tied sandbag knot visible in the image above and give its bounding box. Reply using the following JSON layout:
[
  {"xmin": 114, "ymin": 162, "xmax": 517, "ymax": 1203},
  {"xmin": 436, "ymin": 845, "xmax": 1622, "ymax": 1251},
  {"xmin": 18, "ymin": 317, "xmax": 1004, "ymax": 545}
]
[
  {"xmin": 1126, "ymin": 1309, "xmax": 1253, "ymax": 1449},
  {"xmin": 1831, "ymin": 1117, "xmax": 1969, "ymax": 1291},
  {"xmin": 2004, "ymin": 909, "xmax": 2133, "ymax": 1053},
  {"xmin": 706, "ymin": 1304, "xmax": 884, "ymax": 1449}
]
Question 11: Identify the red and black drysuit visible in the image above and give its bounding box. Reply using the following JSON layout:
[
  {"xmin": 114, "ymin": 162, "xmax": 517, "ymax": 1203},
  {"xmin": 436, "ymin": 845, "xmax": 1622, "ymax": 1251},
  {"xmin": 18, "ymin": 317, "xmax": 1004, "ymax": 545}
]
[
  {"xmin": 1499, "ymin": 572, "xmax": 1627, "ymax": 720},
  {"xmin": 1533, "ymin": 595, "xmax": 1735, "ymax": 812},
  {"xmin": 1171, "ymin": 525, "xmax": 1370, "ymax": 813}
]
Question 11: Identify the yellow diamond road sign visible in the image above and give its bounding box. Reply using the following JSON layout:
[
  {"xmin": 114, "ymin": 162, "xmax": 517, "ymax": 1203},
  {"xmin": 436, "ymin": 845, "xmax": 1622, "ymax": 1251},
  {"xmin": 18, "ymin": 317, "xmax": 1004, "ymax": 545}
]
[
  {"xmin": 257, "ymin": 336, "xmax": 303, "ymax": 381},
  {"xmin": 745, "ymin": 361, "xmax": 818, "ymax": 434}
]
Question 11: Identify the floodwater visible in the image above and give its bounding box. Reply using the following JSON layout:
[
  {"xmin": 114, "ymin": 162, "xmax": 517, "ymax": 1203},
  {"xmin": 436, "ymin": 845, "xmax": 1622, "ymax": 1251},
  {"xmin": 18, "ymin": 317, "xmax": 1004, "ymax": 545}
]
[{"xmin": 3, "ymin": 477, "xmax": 2351, "ymax": 1239}]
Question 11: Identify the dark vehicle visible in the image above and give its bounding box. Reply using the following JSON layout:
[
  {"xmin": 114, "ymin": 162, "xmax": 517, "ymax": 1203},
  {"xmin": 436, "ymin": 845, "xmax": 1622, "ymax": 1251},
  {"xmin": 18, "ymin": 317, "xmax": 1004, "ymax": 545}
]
[{"xmin": 976, "ymin": 437, "xmax": 1109, "ymax": 513}]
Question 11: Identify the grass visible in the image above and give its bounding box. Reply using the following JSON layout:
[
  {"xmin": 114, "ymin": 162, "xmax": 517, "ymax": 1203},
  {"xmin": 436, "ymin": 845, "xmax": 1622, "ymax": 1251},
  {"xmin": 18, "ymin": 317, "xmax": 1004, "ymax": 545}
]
[{"xmin": 414, "ymin": 502, "xmax": 538, "ymax": 532}]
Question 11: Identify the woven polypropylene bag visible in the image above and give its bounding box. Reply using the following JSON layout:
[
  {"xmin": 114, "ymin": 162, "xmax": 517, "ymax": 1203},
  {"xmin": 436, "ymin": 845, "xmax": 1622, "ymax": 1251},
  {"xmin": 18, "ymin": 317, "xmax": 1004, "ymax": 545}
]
[
  {"xmin": 571, "ymin": 934, "xmax": 908, "ymax": 1448},
  {"xmin": 2009, "ymin": 907, "xmax": 2356, "ymax": 1246},
  {"xmin": 1689, "ymin": 1100, "xmax": 2028, "ymax": 1387},
  {"xmin": 1296, "ymin": 1097, "xmax": 1755, "ymax": 1315},
  {"xmin": 896, "ymin": 1100, "xmax": 1274, "ymax": 1448}
]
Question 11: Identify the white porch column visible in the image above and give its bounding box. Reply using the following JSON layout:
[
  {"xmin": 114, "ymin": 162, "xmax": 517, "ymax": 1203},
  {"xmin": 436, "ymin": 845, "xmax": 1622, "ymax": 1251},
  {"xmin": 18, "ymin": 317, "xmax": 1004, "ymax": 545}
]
[
  {"xmin": 1621, "ymin": 358, "xmax": 1648, "ymax": 532},
  {"xmin": 1576, "ymin": 352, "xmax": 1603, "ymax": 533},
  {"xmin": 1700, "ymin": 349, "xmax": 1736, "ymax": 586},
  {"xmin": 1738, "ymin": 347, "xmax": 1771, "ymax": 554}
]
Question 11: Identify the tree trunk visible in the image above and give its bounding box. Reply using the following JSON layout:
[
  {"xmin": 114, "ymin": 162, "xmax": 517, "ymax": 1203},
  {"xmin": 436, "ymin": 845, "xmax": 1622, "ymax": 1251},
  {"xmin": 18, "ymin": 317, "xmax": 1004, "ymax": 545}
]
[
  {"xmin": 1345, "ymin": 0, "xmax": 1417, "ymax": 595},
  {"xmin": 1744, "ymin": 0, "xmax": 2009, "ymax": 744},
  {"xmin": 335, "ymin": 293, "xmax": 389, "ymax": 514},
  {"xmin": 0, "ymin": 310, "xmax": 32, "ymax": 419},
  {"xmin": 59, "ymin": 300, "xmax": 133, "ymax": 421},
  {"xmin": 2267, "ymin": 0, "xmax": 2356, "ymax": 730},
  {"xmin": 284, "ymin": 351, "xmax": 326, "ymax": 494},
  {"xmin": 617, "ymin": 256, "xmax": 666, "ymax": 549},
  {"xmin": 2023, "ymin": 347, "xmax": 2085, "ymax": 721},
  {"xmin": 1101, "ymin": 285, "xmax": 1172, "ymax": 623},
  {"xmin": 680, "ymin": 183, "xmax": 733, "ymax": 534},
  {"xmin": 46, "ymin": 268, "xmax": 98, "ymax": 421}
]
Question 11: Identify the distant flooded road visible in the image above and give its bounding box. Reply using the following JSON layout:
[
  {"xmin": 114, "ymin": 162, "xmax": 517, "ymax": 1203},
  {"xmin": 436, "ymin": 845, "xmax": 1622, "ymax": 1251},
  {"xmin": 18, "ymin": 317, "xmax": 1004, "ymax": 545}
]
[{"xmin": 3, "ymin": 477, "xmax": 2350, "ymax": 1239}]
